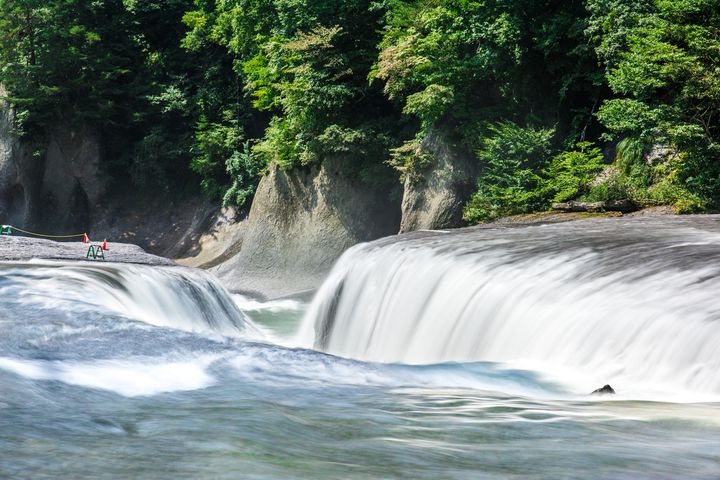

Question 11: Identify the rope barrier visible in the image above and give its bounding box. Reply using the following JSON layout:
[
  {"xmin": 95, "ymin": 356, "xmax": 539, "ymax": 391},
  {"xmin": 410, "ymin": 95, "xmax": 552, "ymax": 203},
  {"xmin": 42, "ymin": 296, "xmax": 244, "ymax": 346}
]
[
  {"xmin": 2, "ymin": 225, "xmax": 88, "ymax": 243},
  {"xmin": 4, "ymin": 225, "xmax": 86, "ymax": 239},
  {"xmin": 2, "ymin": 225, "xmax": 109, "ymax": 259}
]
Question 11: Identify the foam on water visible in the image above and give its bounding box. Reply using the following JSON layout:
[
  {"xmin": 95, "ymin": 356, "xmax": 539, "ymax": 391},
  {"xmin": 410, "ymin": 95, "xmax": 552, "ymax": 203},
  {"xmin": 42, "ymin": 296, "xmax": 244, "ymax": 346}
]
[
  {"xmin": 233, "ymin": 294, "xmax": 306, "ymax": 313},
  {"xmin": 0, "ymin": 355, "xmax": 219, "ymax": 396}
]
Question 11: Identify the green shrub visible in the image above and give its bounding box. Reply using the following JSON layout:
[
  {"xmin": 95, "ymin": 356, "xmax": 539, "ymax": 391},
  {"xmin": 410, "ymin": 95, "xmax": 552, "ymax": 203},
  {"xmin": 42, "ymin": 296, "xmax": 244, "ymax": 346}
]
[
  {"xmin": 463, "ymin": 122, "xmax": 553, "ymax": 223},
  {"xmin": 223, "ymin": 141, "xmax": 265, "ymax": 207},
  {"xmin": 583, "ymin": 172, "xmax": 635, "ymax": 202},
  {"xmin": 544, "ymin": 142, "xmax": 606, "ymax": 202},
  {"xmin": 388, "ymin": 138, "xmax": 434, "ymax": 184},
  {"xmin": 614, "ymin": 137, "xmax": 645, "ymax": 175},
  {"xmin": 582, "ymin": 142, "xmax": 710, "ymax": 214},
  {"xmin": 646, "ymin": 177, "xmax": 707, "ymax": 213},
  {"xmin": 190, "ymin": 115, "xmax": 247, "ymax": 200}
]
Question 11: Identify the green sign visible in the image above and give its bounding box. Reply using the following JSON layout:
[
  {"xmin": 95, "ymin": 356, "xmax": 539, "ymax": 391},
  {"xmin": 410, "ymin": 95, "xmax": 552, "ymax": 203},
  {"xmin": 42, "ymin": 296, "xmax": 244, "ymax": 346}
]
[{"xmin": 86, "ymin": 245, "xmax": 105, "ymax": 260}]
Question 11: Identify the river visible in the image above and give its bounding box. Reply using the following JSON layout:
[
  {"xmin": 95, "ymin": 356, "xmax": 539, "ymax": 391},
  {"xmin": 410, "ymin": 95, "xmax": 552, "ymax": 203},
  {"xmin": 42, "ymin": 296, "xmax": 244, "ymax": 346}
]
[{"xmin": 1, "ymin": 216, "xmax": 720, "ymax": 478}]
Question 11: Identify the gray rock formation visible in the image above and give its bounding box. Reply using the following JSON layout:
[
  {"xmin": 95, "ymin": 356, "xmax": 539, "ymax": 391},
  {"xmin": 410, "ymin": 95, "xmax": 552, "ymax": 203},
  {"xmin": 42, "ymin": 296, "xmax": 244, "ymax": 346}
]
[
  {"xmin": 0, "ymin": 91, "xmax": 36, "ymax": 227},
  {"xmin": 90, "ymin": 192, "xmax": 219, "ymax": 257},
  {"xmin": 36, "ymin": 126, "xmax": 104, "ymax": 230},
  {"xmin": 211, "ymin": 162, "xmax": 400, "ymax": 298},
  {"xmin": 400, "ymin": 131, "xmax": 477, "ymax": 232},
  {"xmin": 0, "ymin": 90, "xmax": 104, "ymax": 232},
  {"xmin": 175, "ymin": 206, "xmax": 247, "ymax": 269},
  {"xmin": 0, "ymin": 235, "xmax": 173, "ymax": 265}
]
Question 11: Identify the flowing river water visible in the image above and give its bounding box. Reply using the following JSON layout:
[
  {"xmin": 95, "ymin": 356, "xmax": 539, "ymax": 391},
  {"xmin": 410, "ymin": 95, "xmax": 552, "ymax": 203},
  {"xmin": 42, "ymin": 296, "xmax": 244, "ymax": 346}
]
[{"xmin": 2, "ymin": 216, "xmax": 720, "ymax": 478}]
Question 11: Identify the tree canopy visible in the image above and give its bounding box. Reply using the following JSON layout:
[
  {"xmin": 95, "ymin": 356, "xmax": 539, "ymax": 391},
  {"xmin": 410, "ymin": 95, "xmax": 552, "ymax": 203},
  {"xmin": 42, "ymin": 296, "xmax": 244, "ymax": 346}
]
[{"xmin": 0, "ymin": 0, "xmax": 717, "ymax": 216}]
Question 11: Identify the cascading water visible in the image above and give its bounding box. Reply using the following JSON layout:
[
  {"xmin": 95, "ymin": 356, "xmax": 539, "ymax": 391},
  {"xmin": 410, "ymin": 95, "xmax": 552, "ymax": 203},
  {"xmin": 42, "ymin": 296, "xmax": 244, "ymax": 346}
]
[
  {"xmin": 0, "ymin": 261, "xmax": 258, "ymax": 337},
  {"xmin": 4, "ymin": 218, "xmax": 720, "ymax": 479},
  {"xmin": 299, "ymin": 216, "xmax": 720, "ymax": 398}
]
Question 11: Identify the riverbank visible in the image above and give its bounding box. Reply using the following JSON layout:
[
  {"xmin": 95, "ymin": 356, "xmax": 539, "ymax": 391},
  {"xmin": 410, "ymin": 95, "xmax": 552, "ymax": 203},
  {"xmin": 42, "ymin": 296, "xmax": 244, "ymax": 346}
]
[{"xmin": 0, "ymin": 235, "xmax": 173, "ymax": 265}]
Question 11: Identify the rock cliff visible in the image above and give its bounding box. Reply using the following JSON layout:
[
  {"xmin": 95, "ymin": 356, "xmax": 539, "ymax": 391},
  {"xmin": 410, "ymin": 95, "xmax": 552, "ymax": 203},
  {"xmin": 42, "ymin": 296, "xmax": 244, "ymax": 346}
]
[
  {"xmin": 3, "ymin": 92, "xmax": 451, "ymax": 298},
  {"xmin": 0, "ymin": 92, "xmax": 104, "ymax": 232},
  {"xmin": 399, "ymin": 130, "xmax": 477, "ymax": 232},
  {"xmin": 0, "ymin": 94, "xmax": 35, "ymax": 227},
  {"xmin": 208, "ymin": 163, "xmax": 400, "ymax": 298}
]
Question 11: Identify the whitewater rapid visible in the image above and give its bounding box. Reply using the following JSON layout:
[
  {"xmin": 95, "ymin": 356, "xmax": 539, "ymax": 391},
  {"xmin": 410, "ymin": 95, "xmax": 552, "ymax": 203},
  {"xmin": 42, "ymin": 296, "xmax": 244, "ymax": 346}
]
[
  {"xmin": 298, "ymin": 216, "xmax": 720, "ymax": 399},
  {"xmin": 3, "ymin": 224, "xmax": 720, "ymax": 478},
  {"xmin": 0, "ymin": 261, "xmax": 259, "ymax": 337}
]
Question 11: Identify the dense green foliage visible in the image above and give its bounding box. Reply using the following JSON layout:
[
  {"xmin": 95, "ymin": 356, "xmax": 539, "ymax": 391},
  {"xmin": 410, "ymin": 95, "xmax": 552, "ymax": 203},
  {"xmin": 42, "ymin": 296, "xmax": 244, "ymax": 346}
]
[
  {"xmin": 463, "ymin": 122, "xmax": 554, "ymax": 222},
  {"xmin": 0, "ymin": 0, "xmax": 718, "ymax": 215},
  {"xmin": 463, "ymin": 124, "xmax": 606, "ymax": 222}
]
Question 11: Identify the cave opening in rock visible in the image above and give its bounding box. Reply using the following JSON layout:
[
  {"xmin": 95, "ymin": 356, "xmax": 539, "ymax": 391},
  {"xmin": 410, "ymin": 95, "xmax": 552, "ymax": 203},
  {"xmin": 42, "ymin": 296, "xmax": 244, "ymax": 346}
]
[
  {"xmin": 69, "ymin": 181, "xmax": 90, "ymax": 231},
  {"xmin": 3, "ymin": 183, "xmax": 26, "ymax": 225}
]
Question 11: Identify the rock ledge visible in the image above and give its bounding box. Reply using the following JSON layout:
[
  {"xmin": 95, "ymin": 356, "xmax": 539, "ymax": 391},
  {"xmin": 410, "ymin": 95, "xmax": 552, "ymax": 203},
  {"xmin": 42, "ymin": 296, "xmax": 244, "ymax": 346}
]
[{"xmin": 0, "ymin": 235, "xmax": 174, "ymax": 265}]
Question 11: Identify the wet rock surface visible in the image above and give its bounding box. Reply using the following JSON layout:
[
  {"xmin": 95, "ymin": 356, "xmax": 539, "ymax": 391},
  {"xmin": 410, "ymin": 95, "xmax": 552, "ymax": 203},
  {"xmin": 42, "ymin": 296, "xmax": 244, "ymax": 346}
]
[
  {"xmin": 552, "ymin": 200, "xmax": 638, "ymax": 213},
  {"xmin": 591, "ymin": 385, "xmax": 616, "ymax": 395}
]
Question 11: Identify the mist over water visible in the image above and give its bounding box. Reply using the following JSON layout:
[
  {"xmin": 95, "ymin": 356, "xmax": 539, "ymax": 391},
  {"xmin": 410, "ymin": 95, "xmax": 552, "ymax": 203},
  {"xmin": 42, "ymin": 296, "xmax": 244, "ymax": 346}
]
[{"xmin": 2, "ymin": 216, "xmax": 720, "ymax": 478}]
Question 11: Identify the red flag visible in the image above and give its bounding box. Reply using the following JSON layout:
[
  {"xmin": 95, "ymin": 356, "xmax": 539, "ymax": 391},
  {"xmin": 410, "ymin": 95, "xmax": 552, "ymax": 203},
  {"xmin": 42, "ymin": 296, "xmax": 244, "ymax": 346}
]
[
  {"xmin": 83, "ymin": 233, "xmax": 89, "ymax": 243},
  {"xmin": 102, "ymin": 239, "xmax": 108, "ymax": 251}
]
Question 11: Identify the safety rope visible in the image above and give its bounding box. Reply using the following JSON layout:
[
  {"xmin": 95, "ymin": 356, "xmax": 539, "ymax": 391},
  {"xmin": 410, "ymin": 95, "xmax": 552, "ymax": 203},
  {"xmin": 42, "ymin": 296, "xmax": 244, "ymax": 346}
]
[{"xmin": 2, "ymin": 225, "xmax": 86, "ymax": 239}]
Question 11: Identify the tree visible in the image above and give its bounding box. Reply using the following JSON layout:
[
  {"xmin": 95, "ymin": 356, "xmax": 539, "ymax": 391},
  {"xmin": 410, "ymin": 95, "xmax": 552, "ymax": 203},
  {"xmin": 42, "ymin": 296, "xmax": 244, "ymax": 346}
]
[{"xmin": 590, "ymin": 0, "xmax": 720, "ymax": 207}]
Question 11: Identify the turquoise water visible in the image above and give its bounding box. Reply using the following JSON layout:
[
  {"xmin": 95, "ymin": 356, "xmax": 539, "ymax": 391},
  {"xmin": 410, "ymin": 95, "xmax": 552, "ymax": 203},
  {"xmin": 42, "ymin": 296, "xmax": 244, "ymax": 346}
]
[{"xmin": 1, "ymin": 261, "xmax": 720, "ymax": 478}]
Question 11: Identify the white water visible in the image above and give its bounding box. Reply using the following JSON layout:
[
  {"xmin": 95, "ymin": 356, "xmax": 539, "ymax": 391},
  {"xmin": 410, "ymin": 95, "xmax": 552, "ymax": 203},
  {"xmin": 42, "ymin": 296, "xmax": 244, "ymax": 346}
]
[
  {"xmin": 299, "ymin": 217, "xmax": 720, "ymax": 399},
  {"xmin": 0, "ymin": 355, "xmax": 219, "ymax": 396},
  {"xmin": 0, "ymin": 261, "xmax": 259, "ymax": 337},
  {"xmin": 3, "ymin": 221, "xmax": 720, "ymax": 478}
]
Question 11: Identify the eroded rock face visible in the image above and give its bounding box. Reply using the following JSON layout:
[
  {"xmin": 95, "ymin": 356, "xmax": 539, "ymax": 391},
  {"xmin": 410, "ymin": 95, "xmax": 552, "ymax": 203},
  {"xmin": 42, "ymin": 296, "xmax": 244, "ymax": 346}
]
[
  {"xmin": 35, "ymin": 126, "xmax": 104, "ymax": 230},
  {"xmin": 0, "ymin": 92, "xmax": 104, "ymax": 232},
  {"xmin": 400, "ymin": 130, "xmax": 477, "ymax": 233},
  {"xmin": 174, "ymin": 206, "xmax": 247, "ymax": 269},
  {"xmin": 211, "ymin": 162, "xmax": 401, "ymax": 298},
  {"xmin": 0, "ymin": 93, "xmax": 37, "ymax": 227}
]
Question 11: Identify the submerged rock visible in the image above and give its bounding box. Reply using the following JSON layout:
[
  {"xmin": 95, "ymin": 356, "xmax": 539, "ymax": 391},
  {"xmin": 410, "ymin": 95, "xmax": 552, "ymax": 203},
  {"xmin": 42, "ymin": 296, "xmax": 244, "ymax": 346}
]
[{"xmin": 591, "ymin": 384, "xmax": 616, "ymax": 395}]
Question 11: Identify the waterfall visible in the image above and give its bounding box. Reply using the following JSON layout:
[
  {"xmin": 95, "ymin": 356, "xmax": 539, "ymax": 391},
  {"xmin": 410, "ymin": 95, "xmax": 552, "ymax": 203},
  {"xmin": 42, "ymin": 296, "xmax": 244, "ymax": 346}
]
[
  {"xmin": 0, "ymin": 261, "xmax": 258, "ymax": 337},
  {"xmin": 299, "ymin": 216, "xmax": 720, "ymax": 396}
]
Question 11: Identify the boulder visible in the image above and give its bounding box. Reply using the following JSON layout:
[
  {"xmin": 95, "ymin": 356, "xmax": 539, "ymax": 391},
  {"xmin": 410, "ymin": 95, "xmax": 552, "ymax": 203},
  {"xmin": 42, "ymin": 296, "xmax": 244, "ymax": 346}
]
[
  {"xmin": 211, "ymin": 162, "xmax": 400, "ymax": 298},
  {"xmin": 399, "ymin": 130, "xmax": 477, "ymax": 232}
]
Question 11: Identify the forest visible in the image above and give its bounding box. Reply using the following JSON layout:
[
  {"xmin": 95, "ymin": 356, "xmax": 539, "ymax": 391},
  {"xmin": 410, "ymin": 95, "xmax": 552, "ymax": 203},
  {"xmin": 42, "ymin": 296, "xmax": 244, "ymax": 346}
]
[{"xmin": 1, "ymin": 0, "xmax": 718, "ymax": 220}]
